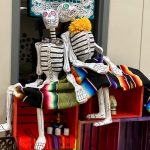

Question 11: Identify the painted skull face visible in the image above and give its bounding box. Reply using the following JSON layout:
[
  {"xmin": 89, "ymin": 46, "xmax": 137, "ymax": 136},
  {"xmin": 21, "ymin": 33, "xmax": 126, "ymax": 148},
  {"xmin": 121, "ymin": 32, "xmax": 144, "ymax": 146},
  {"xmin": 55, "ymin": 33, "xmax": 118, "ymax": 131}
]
[
  {"xmin": 57, "ymin": 3, "xmax": 78, "ymax": 23},
  {"xmin": 42, "ymin": 9, "xmax": 59, "ymax": 29}
]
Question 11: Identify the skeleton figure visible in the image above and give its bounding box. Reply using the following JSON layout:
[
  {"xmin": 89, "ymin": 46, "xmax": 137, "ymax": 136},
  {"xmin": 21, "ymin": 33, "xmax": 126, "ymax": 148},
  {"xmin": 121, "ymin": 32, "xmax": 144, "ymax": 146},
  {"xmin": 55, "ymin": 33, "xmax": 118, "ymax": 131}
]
[
  {"xmin": 0, "ymin": 7, "xmax": 87, "ymax": 150},
  {"xmin": 61, "ymin": 31, "xmax": 111, "ymax": 126},
  {"xmin": 0, "ymin": 9, "xmax": 61, "ymax": 150},
  {"xmin": 61, "ymin": 18, "xmax": 123, "ymax": 126},
  {"xmin": 27, "ymin": 8, "xmax": 91, "ymax": 149},
  {"xmin": 25, "ymin": 8, "xmax": 86, "ymax": 150}
]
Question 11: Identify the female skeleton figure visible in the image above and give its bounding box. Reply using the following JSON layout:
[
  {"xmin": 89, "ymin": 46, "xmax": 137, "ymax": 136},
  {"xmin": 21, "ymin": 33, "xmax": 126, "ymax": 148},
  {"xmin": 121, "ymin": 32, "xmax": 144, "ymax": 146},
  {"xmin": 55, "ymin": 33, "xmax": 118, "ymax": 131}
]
[{"xmin": 61, "ymin": 18, "xmax": 123, "ymax": 126}]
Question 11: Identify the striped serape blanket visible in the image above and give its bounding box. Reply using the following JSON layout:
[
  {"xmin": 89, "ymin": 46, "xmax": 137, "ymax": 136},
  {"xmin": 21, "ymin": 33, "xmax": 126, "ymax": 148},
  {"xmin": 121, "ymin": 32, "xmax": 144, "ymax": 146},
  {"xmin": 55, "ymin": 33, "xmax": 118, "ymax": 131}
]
[
  {"xmin": 22, "ymin": 65, "xmax": 150, "ymax": 110},
  {"xmin": 70, "ymin": 65, "xmax": 150, "ymax": 98}
]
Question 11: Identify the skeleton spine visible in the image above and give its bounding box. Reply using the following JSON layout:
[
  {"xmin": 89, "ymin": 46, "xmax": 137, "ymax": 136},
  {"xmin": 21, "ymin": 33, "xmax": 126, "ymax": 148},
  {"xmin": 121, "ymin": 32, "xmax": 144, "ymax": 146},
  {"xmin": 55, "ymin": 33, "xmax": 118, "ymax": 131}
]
[{"xmin": 50, "ymin": 28, "xmax": 56, "ymax": 40}]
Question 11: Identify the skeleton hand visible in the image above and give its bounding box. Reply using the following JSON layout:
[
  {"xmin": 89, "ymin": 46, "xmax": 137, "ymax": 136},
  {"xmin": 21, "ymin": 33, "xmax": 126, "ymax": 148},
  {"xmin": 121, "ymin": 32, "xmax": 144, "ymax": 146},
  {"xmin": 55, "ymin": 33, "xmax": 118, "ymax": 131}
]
[
  {"xmin": 66, "ymin": 73, "xmax": 88, "ymax": 104},
  {"xmin": 34, "ymin": 136, "xmax": 46, "ymax": 150},
  {"xmin": 72, "ymin": 59, "xmax": 109, "ymax": 74},
  {"xmin": 87, "ymin": 63, "xmax": 109, "ymax": 74},
  {"xmin": 74, "ymin": 84, "xmax": 88, "ymax": 104},
  {"xmin": 25, "ymin": 79, "xmax": 43, "ymax": 88},
  {"xmin": 103, "ymin": 56, "xmax": 123, "ymax": 76}
]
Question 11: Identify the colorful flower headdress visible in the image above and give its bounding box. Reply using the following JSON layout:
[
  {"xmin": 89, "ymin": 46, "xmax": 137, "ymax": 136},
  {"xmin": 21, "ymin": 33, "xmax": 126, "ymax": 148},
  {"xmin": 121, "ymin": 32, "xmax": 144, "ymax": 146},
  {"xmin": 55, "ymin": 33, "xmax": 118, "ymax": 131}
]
[{"xmin": 69, "ymin": 18, "xmax": 92, "ymax": 34}]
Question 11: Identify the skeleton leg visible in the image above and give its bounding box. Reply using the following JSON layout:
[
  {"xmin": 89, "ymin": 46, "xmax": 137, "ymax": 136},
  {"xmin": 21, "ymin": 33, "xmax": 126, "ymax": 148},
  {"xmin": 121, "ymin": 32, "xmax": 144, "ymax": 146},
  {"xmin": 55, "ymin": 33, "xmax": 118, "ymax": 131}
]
[
  {"xmin": 93, "ymin": 88, "xmax": 112, "ymax": 126},
  {"xmin": 0, "ymin": 86, "xmax": 14, "ymax": 132},
  {"xmin": 34, "ymin": 108, "xmax": 46, "ymax": 150},
  {"xmin": 86, "ymin": 88, "xmax": 106, "ymax": 119}
]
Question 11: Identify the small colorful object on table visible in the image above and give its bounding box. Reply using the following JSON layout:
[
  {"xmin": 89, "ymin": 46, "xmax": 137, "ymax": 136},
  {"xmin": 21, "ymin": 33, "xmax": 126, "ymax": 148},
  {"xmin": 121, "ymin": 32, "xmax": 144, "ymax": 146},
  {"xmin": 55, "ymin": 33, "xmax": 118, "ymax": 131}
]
[{"xmin": 144, "ymin": 96, "xmax": 150, "ymax": 113}]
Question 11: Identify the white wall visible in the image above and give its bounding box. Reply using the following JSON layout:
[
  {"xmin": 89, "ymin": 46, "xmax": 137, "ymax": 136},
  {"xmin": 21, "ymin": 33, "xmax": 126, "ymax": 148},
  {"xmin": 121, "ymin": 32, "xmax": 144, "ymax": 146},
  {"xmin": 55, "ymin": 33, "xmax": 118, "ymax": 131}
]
[
  {"xmin": 0, "ymin": 1, "xmax": 12, "ymax": 136},
  {"xmin": 107, "ymin": 0, "xmax": 150, "ymax": 79},
  {"xmin": 140, "ymin": 0, "xmax": 150, "ymax": 79},
  {"xmin": 107, "ymin": 0, "xmax": 143, "ymax": 69},
  {"xmin": 107, "ymin": 0, "xmax": 143, "ymax": 68}
]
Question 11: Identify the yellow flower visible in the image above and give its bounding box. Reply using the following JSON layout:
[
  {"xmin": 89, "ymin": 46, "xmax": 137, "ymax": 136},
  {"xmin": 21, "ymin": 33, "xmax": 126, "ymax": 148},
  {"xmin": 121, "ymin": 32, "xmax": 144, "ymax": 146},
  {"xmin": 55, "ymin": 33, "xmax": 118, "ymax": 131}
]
[{"xmin": 69, "ymin": 18, "xmax": 92, "ymax": 34}]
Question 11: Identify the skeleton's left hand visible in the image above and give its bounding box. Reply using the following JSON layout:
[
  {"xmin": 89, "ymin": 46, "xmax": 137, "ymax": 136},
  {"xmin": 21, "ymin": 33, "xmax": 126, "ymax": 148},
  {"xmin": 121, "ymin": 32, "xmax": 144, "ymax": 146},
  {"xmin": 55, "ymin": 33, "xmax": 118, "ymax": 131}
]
[
  {"xmin": 72, "ymin": 60, "xmax": 109, "ymax": 74},
  {"xmin": 66, "ymin": 73, "xmax": 88, "ymax": 104}
]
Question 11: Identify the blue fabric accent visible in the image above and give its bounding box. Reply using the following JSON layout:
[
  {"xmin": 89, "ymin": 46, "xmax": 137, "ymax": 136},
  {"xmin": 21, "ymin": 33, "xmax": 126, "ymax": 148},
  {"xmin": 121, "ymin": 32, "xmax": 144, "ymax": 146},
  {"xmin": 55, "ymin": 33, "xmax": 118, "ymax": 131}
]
[{"xmin": 81, "ymin": 78, "xmax": 97, "ymax": 97}]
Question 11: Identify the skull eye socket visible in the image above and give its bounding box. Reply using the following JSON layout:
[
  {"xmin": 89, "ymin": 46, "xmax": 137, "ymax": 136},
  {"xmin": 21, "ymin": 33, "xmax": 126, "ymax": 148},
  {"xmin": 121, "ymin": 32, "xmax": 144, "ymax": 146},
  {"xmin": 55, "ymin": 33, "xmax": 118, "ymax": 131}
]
[
  {"xmin": 50, "ymin": 10, "xmax": 56, "ymax": 16},
  {"xmin": 43, "ymin": 12, "xmax": 48, "ymax": 17},
  {"xmin": 63, "ymin": 3, "xmax": 70, "ymax": 10}
]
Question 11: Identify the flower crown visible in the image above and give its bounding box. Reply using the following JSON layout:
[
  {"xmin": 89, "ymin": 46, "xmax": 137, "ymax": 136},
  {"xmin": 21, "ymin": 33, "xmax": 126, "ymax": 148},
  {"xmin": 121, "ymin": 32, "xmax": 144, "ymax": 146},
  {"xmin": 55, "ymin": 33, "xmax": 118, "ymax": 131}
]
[{"xmin": 69, "ymin": 18, "xmax": 92, "ymax": 34}]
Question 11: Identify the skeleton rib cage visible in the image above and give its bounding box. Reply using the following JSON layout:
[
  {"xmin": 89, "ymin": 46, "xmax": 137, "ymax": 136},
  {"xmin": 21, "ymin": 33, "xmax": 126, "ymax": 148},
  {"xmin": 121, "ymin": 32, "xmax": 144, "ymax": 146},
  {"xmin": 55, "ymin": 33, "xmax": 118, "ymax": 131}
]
[
  {"xmin": 39, "ymin": 43, "xmax": 64, "ymax": 74},
  {"xmin": 70, "ymin": 31, "xmax": 95, "ymax": 62}
]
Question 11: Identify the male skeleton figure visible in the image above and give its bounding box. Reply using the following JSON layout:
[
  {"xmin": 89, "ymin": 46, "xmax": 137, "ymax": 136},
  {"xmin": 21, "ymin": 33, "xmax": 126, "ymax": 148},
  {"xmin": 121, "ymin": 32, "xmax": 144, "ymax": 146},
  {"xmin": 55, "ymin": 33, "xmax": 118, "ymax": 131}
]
[
  {"xmin": 25, "ymin": 8, "xmax": 88, "ymax": 149},
  {"xmin": 0, "ymin": 9, "xmax": 62, "ymax": 150}
]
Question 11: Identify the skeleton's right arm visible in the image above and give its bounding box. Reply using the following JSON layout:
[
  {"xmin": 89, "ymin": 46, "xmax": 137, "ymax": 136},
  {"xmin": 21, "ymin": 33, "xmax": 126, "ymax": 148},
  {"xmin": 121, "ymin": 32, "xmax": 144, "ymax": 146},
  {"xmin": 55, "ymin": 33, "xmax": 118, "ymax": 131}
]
[
  {"xmin": 25, "ymin": 42, "xmax": 43, "ymax": 88},
  {"xmin": 35, "ymin": 42, "xmax": 43, "ymax": 76}
]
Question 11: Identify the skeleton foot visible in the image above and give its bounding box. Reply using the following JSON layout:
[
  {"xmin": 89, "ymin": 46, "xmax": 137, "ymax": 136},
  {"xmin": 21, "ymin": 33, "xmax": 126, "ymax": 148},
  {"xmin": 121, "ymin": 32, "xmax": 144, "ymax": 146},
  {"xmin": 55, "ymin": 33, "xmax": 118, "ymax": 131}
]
[
  {"xmin": 93, "ymin": 118, "xmax": 112, "ymax": 127},
  {"xmin": 75, "ymin": 85, "xmax": 88, "ymax": 104},
  {"xmin": 93, "ymin": 88, "xmax": 112, "ymax": 126},
  {"xmin": 86, "ymin": 113, "xmax": 105, "ymax": 119},
  {"xmin": 34, "ymin": 136, "xmax": 46, "ymax": 150},
  {"xmin": 0, "ymin": 123, "xmax": 11, "ymax": 132}
]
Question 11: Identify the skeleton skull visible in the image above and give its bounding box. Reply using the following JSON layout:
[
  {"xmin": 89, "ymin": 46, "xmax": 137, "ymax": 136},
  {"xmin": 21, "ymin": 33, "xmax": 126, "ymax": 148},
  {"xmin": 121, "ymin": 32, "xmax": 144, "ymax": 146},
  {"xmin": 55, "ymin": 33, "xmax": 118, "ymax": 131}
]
[
  {"xmin": 57, "ymin": 3, "xmax": 78, "ymax": 23},
  {"xmin": 42, "ymin": 9, "xmax": 59, "ymax": 29}
]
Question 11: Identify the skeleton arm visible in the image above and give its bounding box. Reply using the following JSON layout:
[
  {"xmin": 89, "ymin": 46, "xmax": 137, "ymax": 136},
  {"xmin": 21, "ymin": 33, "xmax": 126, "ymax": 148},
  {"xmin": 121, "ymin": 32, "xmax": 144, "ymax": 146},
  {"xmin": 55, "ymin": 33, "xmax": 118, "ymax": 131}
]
[
  {"xmin": 25, "ymin": 42, "xmax": 43, "ymax": 88},
  {"xmin": 61, "ymin": 32, "xmax": 71, "ymax": 73},
  {"xmin": 69, "ymin": 39, "xmax": 109, "ymax": 74},
  {"xmin": 61, "ymin": 32, "xmax": 88, "ymax": 104},
  {"xmin": 94, "ymin": 43, "xmax": 103, "ymax": 54},
  {"xmin": 35, "ymin": 42, "xmax": 43, "ymax": 77},
  {"xmin": 94, "ymin": 44, "xmax": 123, "ymax": 76}
]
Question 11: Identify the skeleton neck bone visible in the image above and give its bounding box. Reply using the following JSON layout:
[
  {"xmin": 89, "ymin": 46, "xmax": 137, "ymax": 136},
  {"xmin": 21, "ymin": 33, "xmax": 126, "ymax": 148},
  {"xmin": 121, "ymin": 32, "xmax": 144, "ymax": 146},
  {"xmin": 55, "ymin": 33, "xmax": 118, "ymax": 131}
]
[{"xmin": 49, "ymin": 28, "xmax": 56, "ymax": 41}]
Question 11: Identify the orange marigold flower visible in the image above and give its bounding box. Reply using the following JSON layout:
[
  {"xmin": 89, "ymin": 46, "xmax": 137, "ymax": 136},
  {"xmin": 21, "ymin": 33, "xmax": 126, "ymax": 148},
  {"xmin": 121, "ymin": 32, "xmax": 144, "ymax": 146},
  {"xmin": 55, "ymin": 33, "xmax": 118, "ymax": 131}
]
[{"xmin": 69, "ymin": 18, "xmax": 92, "ymax": 34}]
